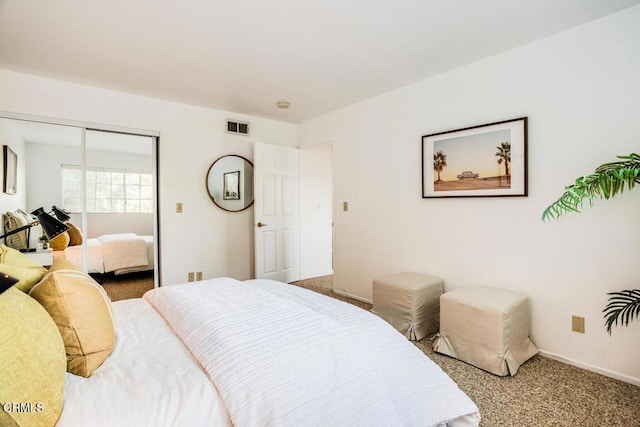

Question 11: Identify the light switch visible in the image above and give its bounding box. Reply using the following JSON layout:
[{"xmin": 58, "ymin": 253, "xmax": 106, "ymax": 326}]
[
  {"xmin": 343, "ymin": 201, "xmax": 348, "ymax": 211},
  {"xmin": 176, "ymin": 202, "xmax": 183, "ymax": 213}
]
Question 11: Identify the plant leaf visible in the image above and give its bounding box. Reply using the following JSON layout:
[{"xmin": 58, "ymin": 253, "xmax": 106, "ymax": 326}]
[
  {"xmin": 542, "ymin": 153, "xmax": 640, "ymax": 222},
  {"xmin": 603, "ymin": 289, "xmax": 640, "ymax": 334}
]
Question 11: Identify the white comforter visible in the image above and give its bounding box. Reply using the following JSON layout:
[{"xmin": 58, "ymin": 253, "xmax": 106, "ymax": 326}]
[
  {"xmin": 58, "ymin": 299, "xmax": 231, "ymax": 427},
  {"xmin": 59, "ymin": 233, "xmax": 153, "ymax": 274},
  {"xmin": 98, "ymin": 233, "xmax": 149, "ymax": 272},
  {"xmin": 144, "ymin": 278, "xmax": 480, "ymax": 427}
]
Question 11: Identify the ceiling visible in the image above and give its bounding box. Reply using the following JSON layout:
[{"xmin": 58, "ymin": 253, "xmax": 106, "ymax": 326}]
[
  {"xmin": 0, "ymin": 0, "xmax": 638, "ymax": 123},
  {"xmin": 0, "ymin": 118, "xmax": 153, "ymax": 155}
]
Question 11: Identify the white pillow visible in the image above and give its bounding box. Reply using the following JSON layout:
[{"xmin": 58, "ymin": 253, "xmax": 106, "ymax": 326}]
[{"xmin": 3, "ymin": 210, "xmax": 40, "ymax": 250}]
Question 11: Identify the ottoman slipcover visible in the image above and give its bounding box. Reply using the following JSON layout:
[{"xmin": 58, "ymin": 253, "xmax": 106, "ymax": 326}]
[
  {"xmin": 434, "ymin": 286, "xmax": 538, "ymax": 376},
  {"xmin": 372, "ymin": 272, "xmax": 443, "ymax": 341}
]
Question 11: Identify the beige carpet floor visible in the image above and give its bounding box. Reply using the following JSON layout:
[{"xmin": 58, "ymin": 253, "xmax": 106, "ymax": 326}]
[
  {"xmin": 100, "ymin": 270, "xmax": 154, "ymax": 301},
  {"xmin": 103, "ymin": 273, "xmax": 640, "ymax": 426}
]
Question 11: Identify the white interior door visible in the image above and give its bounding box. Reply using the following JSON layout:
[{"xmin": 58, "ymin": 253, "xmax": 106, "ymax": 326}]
[{"xmin": 254, "ymin": 142, "xmax": 300, "ymax": 282}]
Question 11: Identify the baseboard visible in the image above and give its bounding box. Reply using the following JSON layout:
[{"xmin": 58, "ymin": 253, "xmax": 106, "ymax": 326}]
[
  {"xmin": 333, "ymin": 288, "xmax": 372, "ymax": 304},
  {"xmin": 538, "ymin": 350, "xmax": 640, "ymax": 386}
]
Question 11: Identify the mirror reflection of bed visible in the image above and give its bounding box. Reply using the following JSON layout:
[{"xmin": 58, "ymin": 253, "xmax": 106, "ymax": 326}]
[
  {"xmin": 1, "ymin": 117, "xmax": 158, "ymax": 300},
  {"xmin": 53, "ymin": 232, "xmax": 155, "ymax": 299}
]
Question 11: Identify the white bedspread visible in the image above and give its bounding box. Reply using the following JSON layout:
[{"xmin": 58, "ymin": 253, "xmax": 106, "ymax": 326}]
[
  {"xmin": 59, "ymin": 235, "xmax": 154, "ymax": 274},
  {"xmin": 144, "ymin": 278, "xmax": 480, "ymax": 427},
  {"xmin": 98, "ymin": 233, "xmax": 148, "ymax": 273},
  {"xmin": 61, "ymin": 238, "xmax": 104, "ymax": 273},
  {"xmin": 58, "ymin": 298, "xmax": 231, "ymax": 427}
]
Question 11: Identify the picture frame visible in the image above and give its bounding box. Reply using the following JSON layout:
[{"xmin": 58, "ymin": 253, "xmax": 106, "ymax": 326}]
[
  {"xmin": 422, "ymin": 117, "xmax": 528, "ymax": 198},
  {"xmin": 3, "ymin": 145, "xmax": 17, "ymax": 195},
  {"xmin": 223, "ymin": 170, "xmax": 241, "ymax": 200}
]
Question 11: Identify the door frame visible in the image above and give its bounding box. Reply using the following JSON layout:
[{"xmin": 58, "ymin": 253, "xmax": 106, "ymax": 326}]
[{"xmin": 298, "ymin": 141, "xmax": 334, "ymax": 280}]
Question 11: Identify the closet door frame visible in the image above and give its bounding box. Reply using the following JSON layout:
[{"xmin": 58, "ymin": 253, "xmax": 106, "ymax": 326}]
[{"xmin": 0, "ymin": 110, "xmax": 162, "ymax": 287}]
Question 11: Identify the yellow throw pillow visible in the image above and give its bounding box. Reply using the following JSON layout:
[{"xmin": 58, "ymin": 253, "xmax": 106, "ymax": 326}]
[
  {"xmin": 0, "ymin": 244, "xmax": 44, "ymax": 268},
  {"xmin": 49, "ymin": 232, "xmax": 70, "ymax": 251},
  {"xmin": 0, "ymin": 287, "xmax": 66, "ymax": 427},
  {"xmin": 0, "ymin": 263, "xmax": 47, "ymax": 293},
  {"xmin": 30, "ymin": 269, "xmax": 115, "ymax": 377},
  {"xmin": 65, "ymin": 222, "xmax": 83, "ymax": 246},
  {"xmin": 0, "ymin": 245, "xmax": 47, "ymax": 293}
]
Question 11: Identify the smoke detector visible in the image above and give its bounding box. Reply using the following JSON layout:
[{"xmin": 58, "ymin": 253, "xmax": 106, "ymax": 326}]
[{"xmin": 276, "ymin": 101, "xmax": 290, "ymax": 109}]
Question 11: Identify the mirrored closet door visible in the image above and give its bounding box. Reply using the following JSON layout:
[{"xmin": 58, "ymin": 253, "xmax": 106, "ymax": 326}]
[{"xmin": 0, "ymin": 113, "xmax": 160, "ymax": 288}]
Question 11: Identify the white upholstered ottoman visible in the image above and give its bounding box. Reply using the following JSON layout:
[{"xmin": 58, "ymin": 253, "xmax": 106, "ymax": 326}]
[
  {"xmin": 434, "ymin": 286, "xmax": 538, "ymax": 376},
  {"xmin": 372, "ymin": 272, "xmax": 443, "ymax": 341}
]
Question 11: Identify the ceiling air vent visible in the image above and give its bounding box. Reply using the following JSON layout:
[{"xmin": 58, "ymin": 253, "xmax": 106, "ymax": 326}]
[{"xmin": 226, "ymin": 119, "xmax": 250, "ymax": 136}]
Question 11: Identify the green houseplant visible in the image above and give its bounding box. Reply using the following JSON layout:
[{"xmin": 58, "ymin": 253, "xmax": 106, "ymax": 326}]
[
  {"xmin": 38, "ymin": 233, "xmax": 49, "ymax": 250},
  {"xmin": 542, "ymin": 153, "xmax": 640, "ymax": 334}
]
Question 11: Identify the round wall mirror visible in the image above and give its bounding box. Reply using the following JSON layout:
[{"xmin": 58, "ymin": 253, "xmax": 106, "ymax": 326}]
[{"xmin": 206, "ymin": 155, "xmax": 254, "ymax": 212}]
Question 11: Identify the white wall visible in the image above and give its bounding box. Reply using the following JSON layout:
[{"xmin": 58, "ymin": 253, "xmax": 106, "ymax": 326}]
[
  {"xmin": 299, "ymin": 6, "xmax": 640, "ymax": 383},
  {"xmin": 0, "ymin": 69, "xmax": 297, "ymax": 284},
  {"xmin": 299, "ymin": 143, "xmax": 333, "ymax": 279},
  {"xmin": 25, "ymin": 142, "xmax": 80, "ymax": 213}
]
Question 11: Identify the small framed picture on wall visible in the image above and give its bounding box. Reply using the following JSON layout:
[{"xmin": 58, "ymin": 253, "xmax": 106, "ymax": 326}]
[
  {"xmin": 223, "ymin": 170, "xmax": 241, "ymax": 200},
  {"xmin": 3, "ymin": 145, "xmax": 17, "ymax": 195}
]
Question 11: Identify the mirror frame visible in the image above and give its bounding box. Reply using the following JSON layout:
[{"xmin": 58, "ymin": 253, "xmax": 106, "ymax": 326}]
[
  {"xmin": 0, "ymin": 110, "xmax": 162, "ymax": 288},
  {"xmin": 205, "ymin": 154, "xmax": 254, "ymax": 212}
]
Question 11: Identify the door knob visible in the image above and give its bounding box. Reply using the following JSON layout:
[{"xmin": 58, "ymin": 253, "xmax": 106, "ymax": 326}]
[{"xmin": 257, "ymin": 222, "xmax": 267, "ymax": 228}]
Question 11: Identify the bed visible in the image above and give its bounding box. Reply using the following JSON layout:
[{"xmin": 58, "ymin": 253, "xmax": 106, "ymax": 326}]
[
  {"xmin": 58, "ymin": 277, "xmax": 480, "ymax": 426},
  {"xmin": 54, "ymin": 233, "xmax": 154, "ymax": 275},
  {"xmin": 58, "ymin": 297, "xmax": 231, "ymax": 427},
  {"xmin": 1, "ymin": 248, "xmax": 480, "ymax": 427}
]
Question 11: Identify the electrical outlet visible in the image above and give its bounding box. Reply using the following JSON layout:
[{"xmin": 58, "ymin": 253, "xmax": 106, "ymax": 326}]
[
  {"xmin": 343, "ymin": 201, "xmax": 348, "ymax": 211},
  {"xmin": 176, "ymin": 202, "xmax": 183, "ymax": 213},
  {"xmin": 196, "ymin": 272, "xmax": 203, "ymax": 281},
  {"xmin": 572, "ymin": 315, "xmax": 585, "ymax": 333},
  {"xmin": 188, "ymin": 272, "xmax": 195, "ymax": 282}
]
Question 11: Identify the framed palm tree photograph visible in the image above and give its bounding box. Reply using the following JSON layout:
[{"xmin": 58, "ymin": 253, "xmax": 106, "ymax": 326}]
[{"xmin": 422, "ymin": 117, "xmax": 528, "ymax": 198}]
